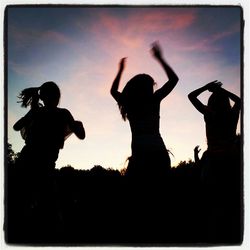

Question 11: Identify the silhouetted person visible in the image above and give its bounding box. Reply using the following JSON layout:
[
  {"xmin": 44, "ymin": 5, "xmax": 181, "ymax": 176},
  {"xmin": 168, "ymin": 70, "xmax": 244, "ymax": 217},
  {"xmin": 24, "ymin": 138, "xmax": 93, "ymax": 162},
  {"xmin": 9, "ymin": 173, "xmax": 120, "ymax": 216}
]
[
  {"xmin": 110, "ymin": 42, "xmax": 178, "ymax": 177},
  {"xmin": 11, "ymin": 81, "xmax": 85, "ymax": 240},
  {"xmin": 188, "ymin": 80, "xmax": 240, "ymax": 156},
  {"xmin": 188, "ymin": 80, "xmax": 241, "ymax": 242},
  {"xmin": 14, "ymin": 81, "xmax": 85, "ymax": 173},
  {"xmin": 188, "ymin": 80, "xmax": 241, "ymax": 178}
]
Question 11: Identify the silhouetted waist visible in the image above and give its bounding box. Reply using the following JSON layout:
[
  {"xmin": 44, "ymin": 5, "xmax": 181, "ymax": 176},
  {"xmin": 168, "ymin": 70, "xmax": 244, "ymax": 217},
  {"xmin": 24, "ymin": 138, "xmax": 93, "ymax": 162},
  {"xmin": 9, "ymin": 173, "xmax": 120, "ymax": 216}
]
[
  {"xmin": 131, "ymin": 133, "xmax": 167, "ymax": 153},
  {"xmin": 129, "ymin": 117, "xmax": 160, "ymax": 136},
  {"xmin": 207, "ymin": 138, "xmax": 237, "ymax": 153}
]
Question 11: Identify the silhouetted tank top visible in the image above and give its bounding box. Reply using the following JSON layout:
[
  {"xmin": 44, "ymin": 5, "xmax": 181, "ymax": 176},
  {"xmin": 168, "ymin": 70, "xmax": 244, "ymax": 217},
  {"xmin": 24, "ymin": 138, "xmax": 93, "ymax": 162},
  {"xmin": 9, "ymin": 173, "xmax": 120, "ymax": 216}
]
[
  {"xmin": 24, "ymin": 107, "xmax": 73, "ymax": 151},
  {"xmin": 127, "ymin": 98, "xmax": 167, "ymax": 153},
  {"xmin": 204, "ymin": 108, "xmax": 240, "ymax": 152}
]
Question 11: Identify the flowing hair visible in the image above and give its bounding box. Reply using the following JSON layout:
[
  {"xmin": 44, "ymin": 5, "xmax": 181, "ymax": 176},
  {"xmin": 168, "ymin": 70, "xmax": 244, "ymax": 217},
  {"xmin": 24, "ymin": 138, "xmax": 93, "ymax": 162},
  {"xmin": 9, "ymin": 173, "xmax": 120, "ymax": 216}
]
[
  {"xmin": 17, "ymin": 87, "xmax": 41, "ymax": 109},
  {"xmin": 17, "ymin": 81, "xmax": 61, "ymax": 109},
  {"xmin": 118, "ymin": 74, "xmax": 155, "ymax": 121}
]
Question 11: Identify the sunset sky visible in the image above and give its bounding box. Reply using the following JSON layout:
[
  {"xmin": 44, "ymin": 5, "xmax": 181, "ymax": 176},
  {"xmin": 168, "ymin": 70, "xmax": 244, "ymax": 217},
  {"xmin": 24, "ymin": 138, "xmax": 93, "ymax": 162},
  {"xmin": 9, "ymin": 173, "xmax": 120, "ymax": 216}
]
[{"xmin": 7, "ymin": 5, "xmax": 242, "ymax": 170}]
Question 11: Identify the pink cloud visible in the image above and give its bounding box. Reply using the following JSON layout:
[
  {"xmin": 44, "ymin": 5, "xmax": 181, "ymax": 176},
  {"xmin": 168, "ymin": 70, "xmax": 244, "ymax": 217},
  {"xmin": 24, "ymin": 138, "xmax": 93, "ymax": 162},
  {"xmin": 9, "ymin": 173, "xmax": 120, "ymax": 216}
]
[
  {"xmin": 9, "ymin": 24, "xmax": 74, "ymax": 49},
  {"xmin": 128, "ymin": 9, "xmax": 196, "ymax": 32},
  {"xmin": 85, "ymin": 9, "xmax": 197, "ymax": 50}
]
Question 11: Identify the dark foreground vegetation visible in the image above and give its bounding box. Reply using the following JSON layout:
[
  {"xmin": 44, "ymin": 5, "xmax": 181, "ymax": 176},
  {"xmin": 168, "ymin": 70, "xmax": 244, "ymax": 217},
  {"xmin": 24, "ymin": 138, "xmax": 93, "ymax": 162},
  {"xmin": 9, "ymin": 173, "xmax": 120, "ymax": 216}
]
[{"xmin": 5, "ymin": 145, "xmax": 243, "ymax": 246}]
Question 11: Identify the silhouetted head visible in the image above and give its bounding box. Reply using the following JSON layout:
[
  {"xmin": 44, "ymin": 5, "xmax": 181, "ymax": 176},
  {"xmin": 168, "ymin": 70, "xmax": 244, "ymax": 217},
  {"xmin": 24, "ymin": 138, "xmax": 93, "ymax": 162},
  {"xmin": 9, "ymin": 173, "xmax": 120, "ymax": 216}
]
[
  {"xmin": 208, "ymin": 91, "xmax": 231, "ymax": 113},
  {"xmin": 119, "ymin": 74, "xmax": 155, "ymax": 120},
  {"xmin": 123, "ymin": 74, "xmax": 155, "ymax": 98},
  {"xmin": 39, "ymin": 81, "xmax": 61, "ymax": 107}
]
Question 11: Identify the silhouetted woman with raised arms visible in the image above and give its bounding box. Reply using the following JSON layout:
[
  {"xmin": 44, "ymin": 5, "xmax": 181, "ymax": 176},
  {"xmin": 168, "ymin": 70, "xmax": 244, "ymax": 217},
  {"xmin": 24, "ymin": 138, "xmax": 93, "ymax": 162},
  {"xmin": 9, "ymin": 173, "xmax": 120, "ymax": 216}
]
[
  {"xmin": 111, "ymin": 42, "xmax": 179, "ymax": 177},
  {"xmin": 188, "ymin": 80, "xmax": 241, "ymax": 155},
  {"xmin": 188, "ymin": 81, "xmax": 241, "ymax": 241},
  {"xmin": 14, "ymin": 81, "xmax": 85, "ymax": 173}
]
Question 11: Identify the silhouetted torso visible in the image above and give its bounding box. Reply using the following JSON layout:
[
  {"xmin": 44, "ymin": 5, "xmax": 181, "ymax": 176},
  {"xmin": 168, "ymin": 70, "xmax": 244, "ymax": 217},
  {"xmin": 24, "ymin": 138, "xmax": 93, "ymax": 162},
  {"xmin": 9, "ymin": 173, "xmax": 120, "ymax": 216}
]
[
  {"xmin": 126, "ymin": 95, "xmax": 168, "ymax": 154},
  {"xmin": 124, "ymin": 95, "xmax": 170, "ymax": 177},
  {"xmin": 20, "ymin": 106, "xmax": 74, "ymax": 168},
  {"xmin": 204, "ymin": 107, "xmax": 240, "ymax": 152},
  {"xmin": 128, "ymin": 97, "xmax": 160, "ymax": 136},
  {"xmin": 25, "ymin": 107, "xmax": 69, "ymax": 146}
]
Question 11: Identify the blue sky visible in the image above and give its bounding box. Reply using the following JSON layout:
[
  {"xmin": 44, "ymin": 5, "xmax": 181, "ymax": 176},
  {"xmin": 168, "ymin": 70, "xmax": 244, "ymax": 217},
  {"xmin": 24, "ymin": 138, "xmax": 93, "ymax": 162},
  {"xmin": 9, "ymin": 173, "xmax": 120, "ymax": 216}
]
[{"xmin": 7, "ymin": 6, "xmax": 242, "ymax": 170}]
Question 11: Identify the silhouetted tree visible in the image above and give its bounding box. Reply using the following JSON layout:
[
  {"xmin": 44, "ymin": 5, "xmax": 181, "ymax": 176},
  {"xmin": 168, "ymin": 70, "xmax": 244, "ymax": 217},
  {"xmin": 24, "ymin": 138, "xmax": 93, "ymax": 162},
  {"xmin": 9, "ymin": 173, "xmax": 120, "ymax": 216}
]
[
  {"xmin": 175, "ymin": 159, "xmax": 194, "ymax": 169},
  {"xmin": 7, "ymin": 143, "xmax": 19, "ymax": 165}
]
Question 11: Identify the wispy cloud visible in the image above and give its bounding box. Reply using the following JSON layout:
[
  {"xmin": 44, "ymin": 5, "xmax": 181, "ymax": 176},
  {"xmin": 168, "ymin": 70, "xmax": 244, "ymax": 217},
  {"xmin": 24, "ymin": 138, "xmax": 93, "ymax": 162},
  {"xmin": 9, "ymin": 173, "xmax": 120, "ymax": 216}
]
[
  {"xmin": 8, "ymin": 60, "xmax": 46, "ymax": 79},
  {"xmin": 127, "ymin": 9, "xmax": 197, "ymax": 32},
  {"xmin": 178, "ymin": 23, "xmax": 240, "ymax": 52},
  {"xmin": 8, "ymin": 25, "xmax": 39, "ymax": 48},
  {"xmin": 40, "ymin": 30, "xmax": 75, "ymax": 45},
  {"xmin": 9, "ymin": 24, "xmax": 75, "ymax": 50},
  {"xmin": 75, "ymin": 8, "xmax": 197, "ymax": 51}
]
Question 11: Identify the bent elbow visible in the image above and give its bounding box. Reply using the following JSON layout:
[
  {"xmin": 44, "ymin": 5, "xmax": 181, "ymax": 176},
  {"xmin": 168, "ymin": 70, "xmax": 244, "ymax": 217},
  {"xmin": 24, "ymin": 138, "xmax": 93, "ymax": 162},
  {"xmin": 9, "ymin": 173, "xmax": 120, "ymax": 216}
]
[
  {"xmin": 170, "ymin": 76, "xmax": 179, "ymax": 90},
  {"xmin": 188, "ymin": 92, "xmax": 193, "ymax": 101},
  {"xmin": 13, "ymin": 125, "xmax": 18, "ymax": 131},
  {"xmin": 174, "ymin": 75, "xmax": 179, "ymax": 83},
  {"xmin": 170, "ymin": 74, "xmax": 179, "ymax": 85},
  {"xmin": 77, "ymin": 133, "xmax": 85, "ymax": 140},
  {"xmin": 110, "ymin": 88, "xmax": 116, "ymax": 98},
  {"xmin": 74, "ymin": 121, "xmax": 86, "ymax": 140},
  {"xmin": 78, "ymin": 127, "xmax": 86, "ymax": 140},
  {"xmin": 80, "ymin": 131, "xmax": 85, "ymax": 140},
  {"xmin": 13, "ymin": 123, "xmax": 21, "ymax": 131}
]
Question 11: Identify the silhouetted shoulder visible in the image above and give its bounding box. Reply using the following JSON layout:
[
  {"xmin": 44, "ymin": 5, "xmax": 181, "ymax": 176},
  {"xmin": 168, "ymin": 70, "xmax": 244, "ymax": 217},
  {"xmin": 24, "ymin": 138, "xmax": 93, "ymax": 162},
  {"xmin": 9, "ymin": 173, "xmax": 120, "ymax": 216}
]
[
  {"xmin": 56, "ymin": 108, "xmax": 85, "ymax": 140},
  {"xmin": 56, "ymin": 108, "xmax": 74, "ymax": 120}
]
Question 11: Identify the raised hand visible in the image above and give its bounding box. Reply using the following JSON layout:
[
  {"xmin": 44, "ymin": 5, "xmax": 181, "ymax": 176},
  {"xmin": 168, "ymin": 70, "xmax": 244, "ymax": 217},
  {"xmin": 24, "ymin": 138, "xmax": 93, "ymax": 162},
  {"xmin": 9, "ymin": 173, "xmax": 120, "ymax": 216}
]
[
  {"xmin": 111, "ymin": 58, "xmax": 126, "ymax": 101},
  {"xmin": 206, "ymin": 80, "xmax": 222, "ymax": 92},
  {"xmin": 151, "ymin": 41, "xmax": 163, "ymax": 60},
  {"xmin": 194, "ymin": 145, "xmax": 201, "ymax": 154},
  {"xmin": 194, "ymin": 145, "xmax": 201, "ymax": 163},
  {"xmin": 119, "ymin": 57, "xmax": 127, "ymax": 72}
]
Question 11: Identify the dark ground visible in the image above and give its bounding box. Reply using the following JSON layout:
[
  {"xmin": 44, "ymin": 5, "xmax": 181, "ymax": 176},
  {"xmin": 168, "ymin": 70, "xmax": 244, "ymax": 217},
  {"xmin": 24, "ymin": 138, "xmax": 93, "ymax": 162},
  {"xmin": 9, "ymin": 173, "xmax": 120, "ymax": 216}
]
[{"xmin": 4, "ymin": 157, "xmax": 243, "ymax": 247}]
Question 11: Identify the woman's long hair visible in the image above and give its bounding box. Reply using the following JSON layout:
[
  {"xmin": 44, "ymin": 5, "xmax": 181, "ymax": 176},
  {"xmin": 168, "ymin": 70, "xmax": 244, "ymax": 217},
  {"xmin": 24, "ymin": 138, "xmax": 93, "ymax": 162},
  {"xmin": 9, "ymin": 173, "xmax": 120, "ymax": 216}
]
[{"xmin": 118, "ymin": 74, "xmax": 155, "ymax": 120}]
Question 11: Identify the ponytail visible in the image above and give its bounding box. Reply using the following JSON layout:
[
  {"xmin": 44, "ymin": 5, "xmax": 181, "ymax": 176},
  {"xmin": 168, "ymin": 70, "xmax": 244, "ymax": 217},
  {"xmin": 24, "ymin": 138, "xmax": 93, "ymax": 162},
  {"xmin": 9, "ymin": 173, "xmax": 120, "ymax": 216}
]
[{"xmin": 17, "ymin": 87, "xmax": 41, "ymax": 109}]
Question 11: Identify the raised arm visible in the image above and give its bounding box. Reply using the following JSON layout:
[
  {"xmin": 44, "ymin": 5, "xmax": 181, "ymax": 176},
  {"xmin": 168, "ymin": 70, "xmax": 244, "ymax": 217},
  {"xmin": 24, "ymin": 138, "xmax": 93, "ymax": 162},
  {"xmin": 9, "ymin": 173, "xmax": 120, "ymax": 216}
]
[
  {"xmin": 110, "ymin": 57, "xmax": 126, "ymax": 102},
  {"xmin": 188, "ymin": 80, "xmax": 222, "ymax": 114},
  {"xmin": 218, "ymin": 87, "xmax": 241, "ymax": 110},
  {"xmin": 152, "ymin": 42, "xmax": 179, "ymax": 101}
]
